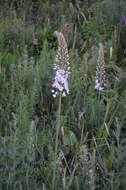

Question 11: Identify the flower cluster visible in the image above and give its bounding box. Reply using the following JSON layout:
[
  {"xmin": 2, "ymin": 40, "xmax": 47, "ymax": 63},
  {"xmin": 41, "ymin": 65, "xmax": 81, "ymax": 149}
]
[
  {"xmin": 52, "ymin": 31, "xmax": 70, "ymax": 97},
  {"xmin": 95, "ymin": 43, "xmax": 106, "ymax": 91}
]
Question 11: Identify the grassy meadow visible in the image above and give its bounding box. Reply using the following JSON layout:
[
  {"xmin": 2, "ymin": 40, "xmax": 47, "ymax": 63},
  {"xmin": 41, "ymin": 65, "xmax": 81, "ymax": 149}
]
[{"xmin": 0, "ymin": 0, "xmax": 126, "ymax": 189}]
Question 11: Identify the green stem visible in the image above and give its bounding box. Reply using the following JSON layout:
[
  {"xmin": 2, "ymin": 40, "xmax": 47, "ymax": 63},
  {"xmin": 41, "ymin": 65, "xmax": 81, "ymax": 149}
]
[
  {"xmin": 72, "ymin": 23, "xmax": 77, "ymax": 50},
  {"xmin": 52, "ymin": 93, "xmax": 61, "ymax": 189}
]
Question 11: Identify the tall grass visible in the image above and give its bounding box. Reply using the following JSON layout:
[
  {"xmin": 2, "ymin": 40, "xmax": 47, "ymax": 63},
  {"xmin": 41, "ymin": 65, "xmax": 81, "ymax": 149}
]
[{"xmin": 0, "ymin": 0, "xmax": 126, "ymax": 189}]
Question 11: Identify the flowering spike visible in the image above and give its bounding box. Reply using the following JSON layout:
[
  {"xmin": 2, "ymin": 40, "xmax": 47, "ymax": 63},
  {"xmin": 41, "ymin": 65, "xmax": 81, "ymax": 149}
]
[
  {"xmin": 52, "ymin": 31, "xmax": 70, "ymax": 98},
  {"xmin": 95, "ymin": 43, "xmax": 106, "ymax": 91}
]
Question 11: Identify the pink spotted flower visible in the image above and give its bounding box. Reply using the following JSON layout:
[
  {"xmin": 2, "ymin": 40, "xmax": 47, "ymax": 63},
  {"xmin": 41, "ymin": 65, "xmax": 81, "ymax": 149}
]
[
  {"xmin": 124, "ymin": 15, "xmax": 126, "ymax": 25},
  {"xmin": 65, "ymin": 23, "xmax": 72, "ymax": 32}
]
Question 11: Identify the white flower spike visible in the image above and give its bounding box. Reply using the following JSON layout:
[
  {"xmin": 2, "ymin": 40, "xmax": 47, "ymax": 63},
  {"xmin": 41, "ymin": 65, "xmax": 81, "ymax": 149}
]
[
  {"xmin": 95, "ymin": 43, "xmax": 106, "ymax": 91},
  {"xmin": 52, "ymin": 31, "xmax": 70, "ymax": 97}
]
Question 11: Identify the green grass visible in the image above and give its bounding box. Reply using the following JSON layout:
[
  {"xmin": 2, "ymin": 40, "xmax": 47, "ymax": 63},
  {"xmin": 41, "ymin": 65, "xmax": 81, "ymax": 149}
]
[{"xmin": 0, "ymin": 0, "xmax": 126, "ymax": 189}]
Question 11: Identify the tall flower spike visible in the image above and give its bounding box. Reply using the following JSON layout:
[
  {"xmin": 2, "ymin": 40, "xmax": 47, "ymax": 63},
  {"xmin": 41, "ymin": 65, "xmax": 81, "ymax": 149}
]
[
  {"xmin": 52, "ymin": 31, "xmax": 70, "ymax": 97},
  {"xmin": 95, "ymin": 43, "xmax": 106, "ymax": 91}
]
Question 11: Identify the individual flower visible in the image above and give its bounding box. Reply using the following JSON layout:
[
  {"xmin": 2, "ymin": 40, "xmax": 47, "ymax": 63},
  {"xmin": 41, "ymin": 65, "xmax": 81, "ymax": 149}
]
[
  {"xmin": 33, "ymin": 34, "xmax": 37, "ymax": 45},
  {"xmin": 95, "ymin": 43, "xmax": 106, "ymax": 91},
  {"xmin": 65, "ymin": 23, "xmax": 72, "ymax": 32},
  {"xmin": 124, "ymin": 15, "xmax": 126, "ymax": 25},
  {"xmin": 52, "ymin": 31, "xmax": 70, "ymax": 98}
]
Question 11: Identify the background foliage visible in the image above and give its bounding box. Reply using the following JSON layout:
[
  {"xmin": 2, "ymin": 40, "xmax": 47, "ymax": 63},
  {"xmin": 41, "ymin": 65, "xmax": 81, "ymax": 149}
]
[{"xmin": 0, "ymin": 0, "xmax": 126, "ymax": 189}]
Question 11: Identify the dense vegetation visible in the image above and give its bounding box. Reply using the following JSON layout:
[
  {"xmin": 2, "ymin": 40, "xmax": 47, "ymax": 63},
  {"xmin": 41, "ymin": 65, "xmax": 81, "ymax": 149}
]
[{"xmin": 0, "ymin": 0, "xmax": 126, "ymax": 189}]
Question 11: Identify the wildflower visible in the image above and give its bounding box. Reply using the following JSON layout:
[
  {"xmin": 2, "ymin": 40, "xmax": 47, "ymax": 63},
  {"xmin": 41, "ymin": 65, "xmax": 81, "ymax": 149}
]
[
  {"xmin": 52, "ymin": 31, "xmax": 70, "ymax": 98},
  {"xmin": 33, "ymin": 34, "xmax": 37, "ymax": 45},
  {"xmin": 65, "ymin": 23, "xmax": 72, "ymax": 32},
  {"xmin": 10, "ymin": 23, "xmax": 17, "ymax": 33},
  {"xmin": 124, "ymin": 15, "xmax": 126, "ymax": 25},
  {"xmin": 95, "ymin": 43, "xmax": 106, "ymax": 91}
]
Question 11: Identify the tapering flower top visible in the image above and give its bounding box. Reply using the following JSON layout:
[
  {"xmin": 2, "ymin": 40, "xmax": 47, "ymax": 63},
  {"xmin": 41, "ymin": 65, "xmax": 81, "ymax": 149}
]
[
  {"xmin": 95, "ymin": 43, "xmax": 106, "ymax": 91},
  {"xmin": 52, "ymin": 31, "xmax": 70, "ymax": 97}
]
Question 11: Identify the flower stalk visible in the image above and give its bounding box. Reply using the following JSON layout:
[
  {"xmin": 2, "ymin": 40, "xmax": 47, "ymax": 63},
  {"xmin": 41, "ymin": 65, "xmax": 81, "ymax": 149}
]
[
  {"xmin": 52, "ymin": 92, "xmax": 61, "ymax": 189},
  {"xmin": 52, "ymin": 31, "xmax": 70, "ymax": 188}
]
